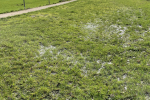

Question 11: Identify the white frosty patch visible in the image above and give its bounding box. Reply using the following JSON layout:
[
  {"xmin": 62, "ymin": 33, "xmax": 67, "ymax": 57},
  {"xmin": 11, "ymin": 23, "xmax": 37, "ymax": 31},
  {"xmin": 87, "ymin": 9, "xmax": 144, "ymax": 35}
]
[
  {"xmin": 108, "ymin": 62, "xmax": 113, "ymax": 64},
  {"xmin": 97, "ymin": 62, "xmax": 105, "ymax": 74},
  {"xmin": 84, "ymin": 23, "xmax": 99, "ymax": 31},
  {"xmin": 108, "ymin": 25, "xmax": 127, "ymax": 35},
  {"xmin": 145, "ymin": 95, "xmax": 150, "ymax": 100},
  {"xmin": 81, "ymin": 66, "xmax": 88, "ymax": 77},
  {"xmin": 123, "ymin": 44, "xmax": 128, "ymax": 48},
  {"xmin": 97, "ymin": 62, "xmax": 113, "ymax": 74},
  {"xmin": 127, "ymin": 59, "xmax": 130, "ymax": 63},
  {"xmin": 138, "ymin": 38, "xmax": 144, "ymax": 41},
  {"xmin": 123, "ymin": 74, "xmax": 127, "ymax": 79},
  {"xmin": 124, "ymin": 86, "xmax": 127, "ymax": 90},
  {"xmin": 97, "ymin": 60, "xmax": 101, "ymax": 64},
  {"xmin": 37, "ymin": 45, "xmax": 83, "ymax": 67},
  {"xmin": 117, "ymin": 78, "xmax": 120, "ymax": 81},
  {"xmin": 138, "ymin": 25, "xmax": 142, "ymax": 28},
  {"xmin": 38, "ymin": 45, "xmax": 56, "ymax": 56}
]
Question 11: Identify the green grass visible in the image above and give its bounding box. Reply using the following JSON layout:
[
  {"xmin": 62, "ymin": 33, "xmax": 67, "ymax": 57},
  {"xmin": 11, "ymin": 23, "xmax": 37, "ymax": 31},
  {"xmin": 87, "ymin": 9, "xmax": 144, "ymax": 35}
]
[
  {"xmin": 0, "ymin": 0, "xmax": 150, "ymax": 99},
  {"xmin": 0, "ymin": 0, "xmax": 66, "ymax": 14}
]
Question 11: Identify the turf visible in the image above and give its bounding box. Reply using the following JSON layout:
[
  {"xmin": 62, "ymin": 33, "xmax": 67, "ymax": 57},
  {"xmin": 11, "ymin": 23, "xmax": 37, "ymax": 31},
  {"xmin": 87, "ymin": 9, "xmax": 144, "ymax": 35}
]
[
  {"xmin": 0, "ymin": 0, "xmax": 64, "ymax": 14},
  {"xmin": 0, "ymin": 0, "xmax": 150, "ymax": 99}
]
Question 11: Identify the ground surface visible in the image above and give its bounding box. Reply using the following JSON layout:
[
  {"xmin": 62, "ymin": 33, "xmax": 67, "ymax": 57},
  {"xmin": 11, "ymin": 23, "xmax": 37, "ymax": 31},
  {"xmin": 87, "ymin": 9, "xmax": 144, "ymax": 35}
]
[{"xmin": 0, "ymin": 0, "xmax": 150, "ymax": 99}]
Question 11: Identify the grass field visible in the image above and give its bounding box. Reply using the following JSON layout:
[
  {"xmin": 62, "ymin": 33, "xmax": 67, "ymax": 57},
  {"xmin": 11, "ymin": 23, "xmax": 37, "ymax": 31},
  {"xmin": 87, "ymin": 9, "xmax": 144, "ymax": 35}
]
[
  {"xmin": 0, "ymin": 0, "xmax": 150, "ymax": 99},
  {"xmin": 0, "ymin": 0, "xmax": 64, "ymax": 14}
]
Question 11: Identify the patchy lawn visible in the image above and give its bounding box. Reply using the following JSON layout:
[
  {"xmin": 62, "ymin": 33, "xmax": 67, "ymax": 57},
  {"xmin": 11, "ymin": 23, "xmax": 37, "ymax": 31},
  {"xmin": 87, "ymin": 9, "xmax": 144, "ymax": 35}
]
[{"xmin": 0, "ymin": 0, "xmax": 150, "ymax": 99}]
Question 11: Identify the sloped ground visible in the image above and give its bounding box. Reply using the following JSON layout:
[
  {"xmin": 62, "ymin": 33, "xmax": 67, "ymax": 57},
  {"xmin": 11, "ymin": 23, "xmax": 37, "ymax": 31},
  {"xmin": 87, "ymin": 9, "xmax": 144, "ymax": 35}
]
[{"xmin": 0, "ymin": 0, "xmax": 150, "ymax": 99}]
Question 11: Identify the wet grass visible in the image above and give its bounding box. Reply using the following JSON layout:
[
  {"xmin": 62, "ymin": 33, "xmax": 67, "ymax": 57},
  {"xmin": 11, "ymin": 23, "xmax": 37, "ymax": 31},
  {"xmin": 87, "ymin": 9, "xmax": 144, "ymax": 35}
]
[
  {"xmin": 0, "ymin": 0, "xmax": 150, "ymax": 99},
  {"xmin": 0, "ymin": 0, "xmax": 66, "ymax": 14}
]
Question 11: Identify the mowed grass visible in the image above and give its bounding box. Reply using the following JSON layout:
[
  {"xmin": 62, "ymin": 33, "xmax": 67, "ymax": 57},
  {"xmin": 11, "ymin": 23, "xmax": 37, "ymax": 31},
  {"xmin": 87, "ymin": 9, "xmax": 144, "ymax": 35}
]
[
  {"xmin": 0, "ymin": 0, "xmax": 150, "ymax": 99},
  {"xmin": 0, "ymin": 0, "xmax": 62, "ymax": 14}
]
